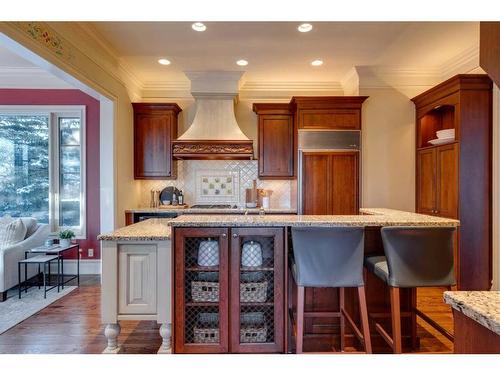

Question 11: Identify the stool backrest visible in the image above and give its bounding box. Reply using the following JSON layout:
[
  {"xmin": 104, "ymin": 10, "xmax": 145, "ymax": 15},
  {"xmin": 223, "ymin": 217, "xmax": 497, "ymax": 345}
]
[
  {"xmin": 381, "ymin": 226, "xmax": 456, "ymax": 287},
  {"xmin": 291, "ymin": 227, "xmax": 365, "ymax": 287}
]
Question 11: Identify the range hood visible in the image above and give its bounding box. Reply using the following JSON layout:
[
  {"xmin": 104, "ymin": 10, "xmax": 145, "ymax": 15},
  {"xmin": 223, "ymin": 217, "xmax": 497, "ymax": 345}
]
[{"xmin": 172, "ymin": 71, "xmax": 253, "ymax": 160}]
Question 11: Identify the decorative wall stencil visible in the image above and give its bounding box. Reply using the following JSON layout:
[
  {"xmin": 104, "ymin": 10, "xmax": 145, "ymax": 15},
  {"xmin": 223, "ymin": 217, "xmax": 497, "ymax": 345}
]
[
  {"xmin": 17, "ymin": 22, "xmax": 73, "ymax": 60},
  {"xmin": 139, "ymin": 160, "xmax": 295, "ymax": 209}
]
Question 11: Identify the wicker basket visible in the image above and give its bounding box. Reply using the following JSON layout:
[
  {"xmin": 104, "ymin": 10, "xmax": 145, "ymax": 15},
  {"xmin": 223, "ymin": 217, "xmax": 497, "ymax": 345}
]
[
  {"xmin": 240, "ymin": 326, "xmax": 267, "ymax": 343},
  {"xmin": 240, "ymin": 281, "xmax": 268, "ymax": 303},
  {"xmin": 194, "ymin": 327, "xmax": 219, "ymax": 343},
  {"xmin": 192, "ymin": 281, "xmax": 219, "ymax": 302}
]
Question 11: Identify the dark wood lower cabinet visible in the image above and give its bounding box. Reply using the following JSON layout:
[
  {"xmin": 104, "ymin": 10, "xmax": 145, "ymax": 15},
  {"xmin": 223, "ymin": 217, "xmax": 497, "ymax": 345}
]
[
  {"xmin": 174, "ymin": 227, "xmax": 229, "ymax": 353},
  {"xmin": 174, "ymin": 227, "xmax": 285, "ymax": 354},
  {"xmin": 174, "ymin": 226, "xmax": 420, "ymax": 354},
  {"xmin": 452, "ymin": 310, "xmax": 500, "ymax": 353}
]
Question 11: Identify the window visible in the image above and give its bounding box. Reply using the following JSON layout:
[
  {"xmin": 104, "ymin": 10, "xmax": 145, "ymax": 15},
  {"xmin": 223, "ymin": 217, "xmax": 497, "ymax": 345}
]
[{"xmin": 0, "ymin": 106, "xmax": 86, "ymax": 237}]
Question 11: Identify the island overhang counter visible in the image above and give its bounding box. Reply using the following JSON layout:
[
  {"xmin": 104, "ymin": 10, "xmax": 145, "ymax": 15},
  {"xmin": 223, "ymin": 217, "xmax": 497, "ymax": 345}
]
[{"xmin": 167, "ymin": 208, "xmax": 459, "ymax": 354}]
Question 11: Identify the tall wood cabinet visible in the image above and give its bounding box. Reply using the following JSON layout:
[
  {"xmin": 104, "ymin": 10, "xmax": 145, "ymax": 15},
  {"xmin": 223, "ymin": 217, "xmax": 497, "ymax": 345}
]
[
  {"xmin": 253, "ymin": 104, "xmax": 294, "ymax": 179},
  {"xmin": 174, "ymin": 227, "xmax": 285, "ymax": 353},
  {"xmin": 133, "ymin": 103, "xmax": 181, "ymax": 179},
  {"xmin": 412, "ymin": 74, "xmax": 492, "ymax": 290},
  {"xmin": 302, "ymin": 151, "xmax": 359, "ymax": 215}
]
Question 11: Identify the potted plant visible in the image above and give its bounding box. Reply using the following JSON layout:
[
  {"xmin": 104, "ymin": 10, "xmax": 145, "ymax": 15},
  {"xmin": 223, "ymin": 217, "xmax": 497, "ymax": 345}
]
[{"xmin": 59, "ymin": 229, "xmax": 75, "ymax": 248}]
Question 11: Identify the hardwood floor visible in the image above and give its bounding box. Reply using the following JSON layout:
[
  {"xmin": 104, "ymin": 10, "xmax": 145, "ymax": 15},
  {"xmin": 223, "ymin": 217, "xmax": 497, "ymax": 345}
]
[{"xmin": 0, "ymin": 279, "xmax": 453, "ymax": 354}]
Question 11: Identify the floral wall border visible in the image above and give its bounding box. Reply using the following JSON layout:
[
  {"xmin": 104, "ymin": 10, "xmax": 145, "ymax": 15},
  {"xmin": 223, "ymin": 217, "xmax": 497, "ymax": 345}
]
[{"xmin": 16, "ymin": 22, "xmax": 74, "ymax": 61}]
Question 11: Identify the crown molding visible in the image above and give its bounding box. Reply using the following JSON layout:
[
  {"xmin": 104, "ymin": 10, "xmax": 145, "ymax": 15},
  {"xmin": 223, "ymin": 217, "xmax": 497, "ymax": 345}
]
[
  {"xmin": 440, "ymin": 44, "xmax": 480, "ymax": 80},
  {"xmin": 239, "ymin": 81, "xmax": 344, "ymax": 100}
]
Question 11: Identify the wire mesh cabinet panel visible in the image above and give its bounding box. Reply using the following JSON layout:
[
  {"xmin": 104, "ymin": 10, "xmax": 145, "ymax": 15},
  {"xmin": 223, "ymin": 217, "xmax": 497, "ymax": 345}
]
[
  {"xmin": 174, "ymin": 227, "xmax": 229, "ymax": 353},
  {"xmin": 229, "ymin": 227, "xmax": 285, "ymax": 353}
]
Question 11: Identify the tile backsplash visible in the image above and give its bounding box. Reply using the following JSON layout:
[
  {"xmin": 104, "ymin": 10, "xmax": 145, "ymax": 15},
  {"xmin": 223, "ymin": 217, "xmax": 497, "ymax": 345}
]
[{"xmin": 138, "ymin": 160, "xmax": 296, "ymax": 209}]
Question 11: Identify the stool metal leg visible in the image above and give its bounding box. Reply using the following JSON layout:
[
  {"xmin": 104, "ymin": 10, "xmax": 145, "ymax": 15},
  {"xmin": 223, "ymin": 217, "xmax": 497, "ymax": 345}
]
[
  {"xmin": 38, "ymin": 264, "xmax": 41, "ymax": 289},
  {"xmin": 61, "ymin": 254, "xmax": 64, "ymax": 289},
  {"xmin": 24, "ymin": 262, "xmax": 27, "ymax": 293},
  {"xmin": 357, "ymin": 286, "xmax": 372, "ymax": 354},
  {"xmin": 18, "ymin": 262, "xmax": 21, "ymax": 299},
  {"xmin": 339, "ymin": 287, "xmax": 346, "ymax": 352},
  {"xmin": 296, "ymin": 286, "xmax": 305, "ymax": 354},
  {"xmin": 48, "ymin": 261, "xmax": 51, "ymax": 288},
  {"xmin": 43, "ymin": 263, "xmax": 47, "ymax": 299},
  {"xmin": 390, "ymin": 287, "xmax": 402, "ymax": 354},
  {"xmin": 57, "ymin": 258, "xmax": 60, "ymax": 293}
]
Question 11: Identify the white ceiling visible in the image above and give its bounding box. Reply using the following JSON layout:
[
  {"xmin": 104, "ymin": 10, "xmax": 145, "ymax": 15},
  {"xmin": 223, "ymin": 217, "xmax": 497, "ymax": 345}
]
[{"xmin": 89, "ymin": 21, "xmax": 479, "ymax": 84}]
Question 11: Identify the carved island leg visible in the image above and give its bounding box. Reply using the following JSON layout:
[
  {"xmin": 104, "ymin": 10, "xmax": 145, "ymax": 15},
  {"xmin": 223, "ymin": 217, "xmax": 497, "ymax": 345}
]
[
  {"xmin": 103, "ymin": 323, "xmax": 121, "ymax": 354},
  {"xmin": 158, "ymin": 323, "xmax": 172, "ymax": 354}
]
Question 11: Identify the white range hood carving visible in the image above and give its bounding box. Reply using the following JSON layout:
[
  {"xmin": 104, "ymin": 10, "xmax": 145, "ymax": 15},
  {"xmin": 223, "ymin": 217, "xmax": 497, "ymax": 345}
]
[{"xmin": 173, "ymin": 71, "xmax": 254, "ymax": 160}]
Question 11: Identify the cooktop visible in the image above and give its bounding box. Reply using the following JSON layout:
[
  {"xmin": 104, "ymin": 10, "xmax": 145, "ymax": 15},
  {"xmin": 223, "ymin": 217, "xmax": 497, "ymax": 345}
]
[{"xmin": 190, "ymin": 204, "xmax": 236, "ymax": 209}]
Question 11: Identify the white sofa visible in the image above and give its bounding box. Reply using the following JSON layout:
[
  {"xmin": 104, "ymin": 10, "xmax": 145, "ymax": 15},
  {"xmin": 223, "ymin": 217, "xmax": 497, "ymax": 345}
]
[{"xmin": 0, "ymin": 219, "xmax": 50, "ymax": 301}]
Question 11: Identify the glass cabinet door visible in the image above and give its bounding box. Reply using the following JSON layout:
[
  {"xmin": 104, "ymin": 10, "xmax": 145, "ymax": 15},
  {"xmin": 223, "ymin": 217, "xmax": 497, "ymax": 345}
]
[
  {"xmin": 230, "ymin": 227, "xmax": 284, "ymax": 353},
  {"xmin": 174, "ymin": 227, "xmax": 229, "ymax": 353}
]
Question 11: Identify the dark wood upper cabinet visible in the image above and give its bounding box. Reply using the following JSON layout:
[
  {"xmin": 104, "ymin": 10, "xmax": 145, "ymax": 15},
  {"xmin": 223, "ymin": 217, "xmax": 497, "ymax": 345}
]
[
  {"xmin": 290, "ymin": 96, "xmax": 368, "ymax": 130},
  {"xmin": 253, "ymin": 104, "xmax": 294, "ymax": 179},
  {"xmin": 412, "ymin": 74, "xmax": 492, "ymax": 291},
  {"xmin": 302, "ymin": 151, "xmax": 359, "ymax": 215},
  {"xmin": 133, "ymin": 103, "xmax": 181, "ymax": 179}
]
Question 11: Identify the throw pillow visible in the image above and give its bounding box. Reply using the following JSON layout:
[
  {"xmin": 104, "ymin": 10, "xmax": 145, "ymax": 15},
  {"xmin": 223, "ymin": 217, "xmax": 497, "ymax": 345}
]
[{"xmin": 0, "ymin": 218, "xmax": 28, "ymax": 250}]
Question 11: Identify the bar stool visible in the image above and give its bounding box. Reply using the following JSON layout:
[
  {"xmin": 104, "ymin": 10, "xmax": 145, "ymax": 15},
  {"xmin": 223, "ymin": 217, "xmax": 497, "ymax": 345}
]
[
  {"xmin": 364, "ymin": 226, "xmax": 456, "ymax": 353},
  {"xmin": 290, "ymin": 227, "xmax": 372, "ymax": 354}
]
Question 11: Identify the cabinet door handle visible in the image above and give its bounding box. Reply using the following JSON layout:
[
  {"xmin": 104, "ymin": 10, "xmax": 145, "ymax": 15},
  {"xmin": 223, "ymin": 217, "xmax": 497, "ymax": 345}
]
[
  {"xmin": 232, "ymin": 233, "xmax": 238, "ymax": 238},
  {"xmin": 221, "ymin": 233, "xmax": 227, "ymax": 238}
]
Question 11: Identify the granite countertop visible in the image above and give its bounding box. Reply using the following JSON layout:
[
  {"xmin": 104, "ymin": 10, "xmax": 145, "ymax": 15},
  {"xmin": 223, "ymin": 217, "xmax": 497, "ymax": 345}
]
[
  {"xmin": 444, "ymin": 291, "xmax": 500, "ymax": 335},
  {"xmin": 98, "ymin": 218, "xmax": 171, "ymax": 241},
  {"xmin": 126, "ymin": 207, "xmax": 297, "ymax": 214},
  {"xmin": 167, "ymin": 208, "xmax": 460, "ymax": 228}
]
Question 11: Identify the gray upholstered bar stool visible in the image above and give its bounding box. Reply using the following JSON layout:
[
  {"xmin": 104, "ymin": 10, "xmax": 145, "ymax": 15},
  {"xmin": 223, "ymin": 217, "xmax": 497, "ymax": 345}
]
[
  {"xmin": 364, "ymin": 226, "xmax": 456, "ymax": 354},
  {"xmin": 290, "ymin": 227, "xmax": 372, "ymax": 354}
]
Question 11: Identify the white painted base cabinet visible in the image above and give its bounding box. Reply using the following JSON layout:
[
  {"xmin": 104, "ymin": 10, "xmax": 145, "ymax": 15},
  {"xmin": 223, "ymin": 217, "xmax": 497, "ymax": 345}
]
[{"xmin": 101, "ymin": 240, "xmax": 171, "ymax": 354}]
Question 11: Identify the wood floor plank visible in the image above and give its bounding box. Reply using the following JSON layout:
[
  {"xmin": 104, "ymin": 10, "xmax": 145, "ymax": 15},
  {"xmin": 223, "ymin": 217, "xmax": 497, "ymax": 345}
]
[{"xmin": 0, "ymin": 277, "xmax": 453, "ymax": 354}]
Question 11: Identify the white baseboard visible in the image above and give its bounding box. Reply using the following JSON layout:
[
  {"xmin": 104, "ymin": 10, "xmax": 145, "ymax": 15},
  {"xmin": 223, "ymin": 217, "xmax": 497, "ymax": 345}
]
[{"xmin": 48, "ymin": 259, "xmax": 101, "ymax": 275}]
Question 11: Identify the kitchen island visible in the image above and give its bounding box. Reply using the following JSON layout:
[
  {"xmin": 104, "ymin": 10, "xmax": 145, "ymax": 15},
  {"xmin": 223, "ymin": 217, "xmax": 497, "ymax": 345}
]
[
  {"xmin": 167, "ymin": 208, "xmax": 459, "ymax": 353},
  {"xmin": 99, "ymin": 208, "xmax": 458, "ymax": 354}
]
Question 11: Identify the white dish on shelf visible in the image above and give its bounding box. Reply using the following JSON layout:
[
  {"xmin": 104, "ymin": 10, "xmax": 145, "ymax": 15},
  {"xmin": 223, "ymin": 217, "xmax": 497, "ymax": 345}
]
[
  {"xmin": 428, "ymin": 137, "xmax": 455, "ymax": 146},
  {"xmin": 436, "ymin": 129, "xmax": 455, "ymax": 139}
]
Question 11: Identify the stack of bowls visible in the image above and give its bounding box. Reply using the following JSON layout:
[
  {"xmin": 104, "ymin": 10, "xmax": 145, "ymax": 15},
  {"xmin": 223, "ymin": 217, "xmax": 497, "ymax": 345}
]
[{"xmin": 429, "ymin": 128, "xmax": 455, "ymax": 145}]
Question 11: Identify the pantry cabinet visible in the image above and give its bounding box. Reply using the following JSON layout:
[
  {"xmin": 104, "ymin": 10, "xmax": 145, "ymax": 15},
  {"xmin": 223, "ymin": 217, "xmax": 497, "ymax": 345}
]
[
  {"xmin": 412, "ymin": 74, "xmax": 492, "ymax": 291},
  {"xmin": 173, "ymin": 227, "xmax": 285, "ymax": 353}
]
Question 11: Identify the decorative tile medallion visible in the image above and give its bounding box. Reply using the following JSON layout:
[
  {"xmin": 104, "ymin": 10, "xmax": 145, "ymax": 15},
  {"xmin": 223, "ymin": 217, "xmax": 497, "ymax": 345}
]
[{"xmin": 195, "ymin": 169, "xmax": 240, "ymax": 204}]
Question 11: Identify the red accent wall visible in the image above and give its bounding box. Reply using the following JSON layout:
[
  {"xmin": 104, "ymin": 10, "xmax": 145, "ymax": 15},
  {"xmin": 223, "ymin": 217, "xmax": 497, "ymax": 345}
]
[{"xmin": 0, "ymin": 89, "xmax": 100, "ymax": 259}]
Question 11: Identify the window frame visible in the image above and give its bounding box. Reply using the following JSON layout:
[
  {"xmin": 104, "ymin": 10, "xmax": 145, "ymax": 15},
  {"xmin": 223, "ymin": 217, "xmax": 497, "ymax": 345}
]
[{"xmin": 0, "ymin": 105, "xmax": 86, "ymax": 238}]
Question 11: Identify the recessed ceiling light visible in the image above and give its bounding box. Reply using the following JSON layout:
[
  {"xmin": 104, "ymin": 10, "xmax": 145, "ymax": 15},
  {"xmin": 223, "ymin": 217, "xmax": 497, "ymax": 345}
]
[
  {"xmin": 158, "ymin": 58, "xmax": 171, "ymax": 65},
  {"xmin": 298, "ymin": 23, "xmax": 313, "ymax": 33},
  {"xmin": 236, "ymin": 59, "xmax": 248, "ymax": 66},
  {"xmin": 311, "ymin": 59, "xmax": 323, "ymax": 66},
  {"xmin": 192, "ymin": 22, "xmax": 206, "ymax": 32}
]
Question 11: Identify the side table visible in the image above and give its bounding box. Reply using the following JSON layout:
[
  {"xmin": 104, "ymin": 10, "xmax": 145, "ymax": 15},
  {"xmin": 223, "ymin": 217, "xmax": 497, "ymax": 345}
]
[{"xmin": 18, "ymin": 255, "xmax": 60, "ymax": 299}]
